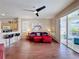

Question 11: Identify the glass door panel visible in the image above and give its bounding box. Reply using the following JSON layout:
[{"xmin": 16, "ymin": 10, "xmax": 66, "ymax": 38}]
[
  {"xmin": 68, "ymin": 10, "xmax": 79, "ymax": 51},
  {"xmin": 60, "ymin": 16, "xmax": 67, "ymax": 45}
]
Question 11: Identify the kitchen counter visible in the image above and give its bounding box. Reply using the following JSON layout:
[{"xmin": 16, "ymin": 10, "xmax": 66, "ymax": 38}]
[
  {"xmin": 0, "ymin": 32, "xmax": 21, "ymax": 47},
  {"xmin": 0, "ymin": 34, "xmax": 4, "ymax": 44}
]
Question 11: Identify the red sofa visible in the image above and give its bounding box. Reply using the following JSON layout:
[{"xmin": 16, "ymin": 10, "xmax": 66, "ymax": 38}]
[
  {"xmin": 28, "ymin": 32, "xmax": 42, "ymax": 42},
  {"xmin": 42, "ymin": 32, "xmax": 52, "ymax": 43},
  {"xmin": 34, "ymin": 36, "xmax": 42, "ymax": 42},
  {"xmin": 28, "ymin": 32, "xmax": 52, "ymax": 43}
]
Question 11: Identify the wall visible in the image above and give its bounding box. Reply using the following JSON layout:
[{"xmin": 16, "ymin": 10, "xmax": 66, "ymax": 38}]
[
  {"xmin": 21, "ymin": 18, "xmax": 51, "ymax": 38},
  {"xmin": 0, "ymin": 18, "xmax": 21, "ymax": 47},
  {"xmin": 0, "ymin": 21, "xmax": 4, "ymax": 43},
  {"xmin": 51, "ymin": 0, "xmax": 79, "ymax": 42},
  {"xmin": 18, "ymin": 18, "xmax": 22, "ymax": 39}
]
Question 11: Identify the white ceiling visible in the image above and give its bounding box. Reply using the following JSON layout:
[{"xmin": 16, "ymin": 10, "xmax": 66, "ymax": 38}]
[{"xmin": 0, "ymin": 0, "xmax": 75, "ymax": 19}]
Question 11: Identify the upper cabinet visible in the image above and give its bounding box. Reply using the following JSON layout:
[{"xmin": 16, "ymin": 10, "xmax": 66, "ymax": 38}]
[{"xmin": 1, "ymin": 18, "xmax": 18, "ymax": 33}]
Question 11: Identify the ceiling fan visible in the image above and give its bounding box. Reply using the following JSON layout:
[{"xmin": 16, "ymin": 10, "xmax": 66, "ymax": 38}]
[{"xmin": 24, "ymin": 6, "xmax": 46, "ymax": 16}]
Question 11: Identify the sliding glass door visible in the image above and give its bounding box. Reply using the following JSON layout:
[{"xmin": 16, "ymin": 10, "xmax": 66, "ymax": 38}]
[
  {"xmin": 60, "ymin": 9, "xmax": 79, "ymax": 53},
  {"xmin": 68, "ymin": 10, "xmax": 79, "ymax": 51},
  {"xmin": 60, "ymin": 16, "xmax": 68, "ymax": 45}
]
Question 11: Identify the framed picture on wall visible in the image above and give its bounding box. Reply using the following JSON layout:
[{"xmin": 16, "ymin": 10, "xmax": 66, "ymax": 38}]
[{"xmin": 32, "ymin": 23, "xmax": 42, "ymax": 31}]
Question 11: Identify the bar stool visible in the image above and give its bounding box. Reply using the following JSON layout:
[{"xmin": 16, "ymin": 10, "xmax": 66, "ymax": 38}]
[
  {"xmin": 8, "ymin": 34, "xmax": 14, "ymax": 47},
  {"xmin": 3, "ymin": 34, "xmax": 14, "ymax": 48},
  {"xmin": 15, "ymin": 33, "xmax": 20, "ymax": 41},
  {"xmin": 3, "ymin": 34, "xmax": 14, "ymax": 56},
  {"xmin": 3, "ymin": 35, "xmax": 9, "ymax": 48}
]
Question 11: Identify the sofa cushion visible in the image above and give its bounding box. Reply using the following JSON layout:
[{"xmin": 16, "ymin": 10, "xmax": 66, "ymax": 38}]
[
  {"xmin": 37, "ymin": 32, "xmax": 41, "ymax": 36},
  {"xmin": 33, "ymin": 36, "xmax": 42, "ymax": 42},
  {"xmin": 42, "ymin": 36, "xmax": 52, "ymax": 42}
]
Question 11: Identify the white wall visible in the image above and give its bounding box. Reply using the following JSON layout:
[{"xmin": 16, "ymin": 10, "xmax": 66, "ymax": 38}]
[
  {"xmin": 0, "ymin": 21, "xmax": 4, "ymax": 44},
  {"xmin": 55, "ymin": 19, "xmax": 60, "ymax": 42},
  {"xmin": 22, "ymin": 19, "xmax": 51, "ymax": 33},
  {"xmin": 21, "ymin": 18, "xmax": 51, "ymax": 38}
]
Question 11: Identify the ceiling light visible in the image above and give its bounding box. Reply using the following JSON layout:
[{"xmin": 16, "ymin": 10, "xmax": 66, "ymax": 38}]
[
  {"xmin": 34, "ymin": 11, "xmax": 37, "ymax": 14},
  {"xmin": 1, "ymin": 13, "xmax": 5, "ymax": 16}
]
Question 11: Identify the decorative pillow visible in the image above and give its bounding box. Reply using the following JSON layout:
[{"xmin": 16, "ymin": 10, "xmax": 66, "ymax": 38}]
[{"xmin": 37, "ymin": 33, "xmax": 41, "ymax": 36}]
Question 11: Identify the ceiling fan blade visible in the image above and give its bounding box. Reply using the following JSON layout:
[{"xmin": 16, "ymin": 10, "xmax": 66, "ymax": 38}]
[
  {"xmin": 36, "ymin": 6, "xmax": 46, "ymax": 12},
  {"xmin": 36, "ymin": 13, "xmax": 39, "ymax": 16},
  {"xmin": 24, "ymin": 9, "xmax": 35, "ymax": 12}
]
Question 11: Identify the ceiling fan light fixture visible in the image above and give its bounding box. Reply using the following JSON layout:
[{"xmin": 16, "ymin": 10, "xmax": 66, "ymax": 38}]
[
  {"xmin": 34, "ymin": 11, "xmax": 37, "ymax": 13},
  {"xmin": 24, "ymin": 5, "xmax": 46, "ymax": 17},
  {"xmin": 1, "ymin": 13, "xmax": 6, "ymax": 16},
  {"xmin": 36, "ymin": 13, "xmax": 39, "ymax": 16}
]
